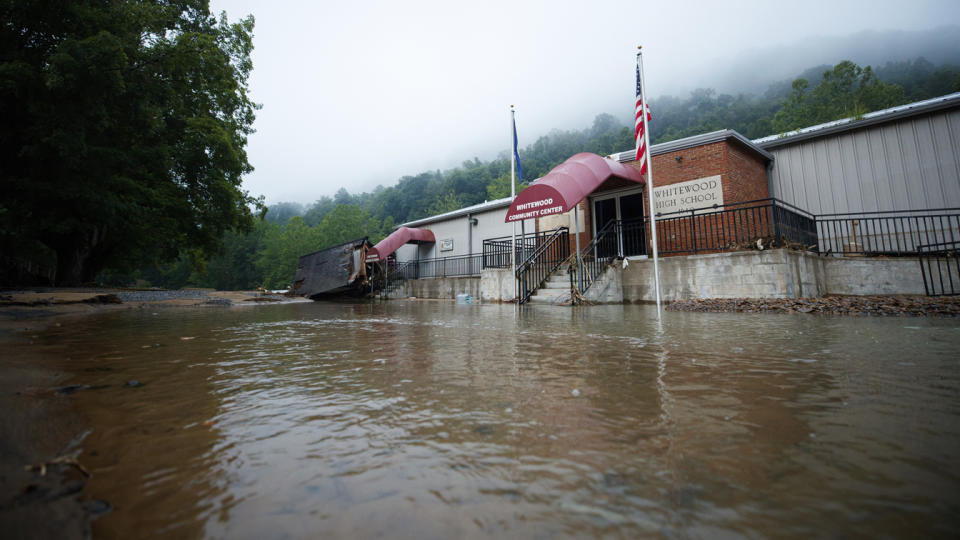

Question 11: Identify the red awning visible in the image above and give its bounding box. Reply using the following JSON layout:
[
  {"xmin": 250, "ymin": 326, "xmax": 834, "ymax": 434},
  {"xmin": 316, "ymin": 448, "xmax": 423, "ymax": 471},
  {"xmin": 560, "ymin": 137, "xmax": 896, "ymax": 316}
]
[
  {"xmin": 367, "ymin": 227, "xmax": 435, "ymax": 262},
  {"xmin": 504, "ymin": 153, "xmax": 645, "ymax": 222}
]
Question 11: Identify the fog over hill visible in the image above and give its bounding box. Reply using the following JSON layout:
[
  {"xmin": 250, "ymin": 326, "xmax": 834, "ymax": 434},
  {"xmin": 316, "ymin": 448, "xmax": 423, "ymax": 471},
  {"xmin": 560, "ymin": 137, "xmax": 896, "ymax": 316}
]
[
  {"xmin": 586, "ymin": 25, "xmax": 960, "ymax": 129},
  {"xmin": 701, "ymin": 25, "xmax": 960, "ymax": 96}
]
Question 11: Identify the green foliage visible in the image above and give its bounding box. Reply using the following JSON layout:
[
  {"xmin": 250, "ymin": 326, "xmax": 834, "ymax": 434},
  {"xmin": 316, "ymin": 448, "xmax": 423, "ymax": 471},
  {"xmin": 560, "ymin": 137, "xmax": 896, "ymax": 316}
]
[
  {"xmin": 256, "ymin": 217, "xmax": 317, "ymax": 289},
  {"xmin": 314, "ymin": 205, "xmax": 385, "ymax": 247},
  {"xmin": 772, "ymin": 61, "xmax": 905, "ymax": 132},
  {"xmin": 0, "ymin": 0, "xmax": 262, "ymax": 285},
  {"xmin": 265, "ymin": 202, "xmax": 305, "ymax": 224},
  {"xmin": 426, "ymin": 192, "xmax": 464, "ymax": 216}
]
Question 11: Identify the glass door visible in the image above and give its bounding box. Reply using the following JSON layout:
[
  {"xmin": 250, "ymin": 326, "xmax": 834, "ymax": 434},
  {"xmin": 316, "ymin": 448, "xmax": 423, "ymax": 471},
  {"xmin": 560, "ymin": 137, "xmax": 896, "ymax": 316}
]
[
  {"xmin": 592, "ymin": 189, "xmax": 647, "ymax": 258},
  {"xmin": 594, "ymin": 198, "xmax": 618, "ymax": 258},
  {"xmin": 618, "ymin": 192, "xmax": 647, "ymax": 257}
]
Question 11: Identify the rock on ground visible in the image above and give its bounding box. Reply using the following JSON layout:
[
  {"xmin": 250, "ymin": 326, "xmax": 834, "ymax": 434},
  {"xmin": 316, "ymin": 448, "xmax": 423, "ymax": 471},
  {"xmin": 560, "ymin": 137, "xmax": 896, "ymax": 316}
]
[{"xmin": 666, "ymin": 295, "xmax": 960, "ymax": 317}]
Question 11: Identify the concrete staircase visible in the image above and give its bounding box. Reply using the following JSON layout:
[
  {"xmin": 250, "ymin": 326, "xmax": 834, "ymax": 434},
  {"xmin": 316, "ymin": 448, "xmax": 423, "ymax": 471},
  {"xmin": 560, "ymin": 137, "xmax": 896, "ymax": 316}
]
[{"xmin": 525, "ymin": 264, "xmax": 573, "ymax": 304}]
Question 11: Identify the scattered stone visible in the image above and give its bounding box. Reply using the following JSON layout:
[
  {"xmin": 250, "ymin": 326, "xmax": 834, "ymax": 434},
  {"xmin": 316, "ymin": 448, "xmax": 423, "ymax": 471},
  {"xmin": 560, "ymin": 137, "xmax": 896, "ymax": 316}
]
[
  {"xmin": 666, "ymin": 295, "xmax": 960, "ymax": 317},
  {"xmin": 571, "ymin": 389, "xmax": 581, "ymax": 397},
  {"xmin": 86, "ymin": 499, "xmax": 112, "ymax": 517},
  {"xmin": 81, "ymin": 294, "xmax": 122, "ymax": 305},
  {"xmin": 472, "ymin": 424, "xmax": 495, "ymax": 435},
  {"xmin": 56, "ymin": 385, "xmax": 90, "ymax": 395}
]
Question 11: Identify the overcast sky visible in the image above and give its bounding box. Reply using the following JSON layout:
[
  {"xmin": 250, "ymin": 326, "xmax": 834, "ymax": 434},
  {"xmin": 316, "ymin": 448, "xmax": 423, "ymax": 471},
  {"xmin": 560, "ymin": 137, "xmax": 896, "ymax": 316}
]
[{"xmin": 209, "ymin": 0, "xmax": 960, "ymax": 205}]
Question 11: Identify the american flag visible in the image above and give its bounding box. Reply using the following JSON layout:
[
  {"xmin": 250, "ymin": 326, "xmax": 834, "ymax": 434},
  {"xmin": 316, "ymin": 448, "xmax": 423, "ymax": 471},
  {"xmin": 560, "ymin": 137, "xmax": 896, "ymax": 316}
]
[{"xmin": 635, "ymin": 62, "xmax": 652, "ymax": 175}]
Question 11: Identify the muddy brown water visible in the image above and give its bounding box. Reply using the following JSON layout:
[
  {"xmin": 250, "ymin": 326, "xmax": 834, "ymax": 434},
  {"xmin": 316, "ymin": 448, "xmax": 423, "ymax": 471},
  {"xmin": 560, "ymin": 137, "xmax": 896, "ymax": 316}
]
[{"xmin": 9, "ymin": 302, "xmax": 960, "ymax": 538}]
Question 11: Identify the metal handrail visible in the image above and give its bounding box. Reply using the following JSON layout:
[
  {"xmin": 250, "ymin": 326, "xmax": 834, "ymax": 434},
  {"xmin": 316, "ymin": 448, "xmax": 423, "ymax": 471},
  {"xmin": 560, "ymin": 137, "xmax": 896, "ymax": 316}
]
[
  {"xmin": 482, "ymin": 230, "xmax": 550, "ymax": 269},
  {"xmin": 515, "ymin": 227, "xmax": 569, "ymax": 275},
  {"xmin": 654, "ymin": 197, "xmax": 816, "ymax": 220},
  {"xmin": 569, "ymin": 219, "xmax": 621, "ymax": 299},
  {"xmin": 516, "ymin": 227, "xmax": 570, "ymax": 304},
  {"xmin": 918, "ymin": 241, "xmax": 960, "ymax": 296}
]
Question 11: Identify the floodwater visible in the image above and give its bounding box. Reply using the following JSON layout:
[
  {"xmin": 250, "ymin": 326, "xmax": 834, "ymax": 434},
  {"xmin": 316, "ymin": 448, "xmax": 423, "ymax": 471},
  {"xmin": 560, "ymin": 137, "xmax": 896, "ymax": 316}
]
[{"xmin": 11, "ymin": 302, "xmax": 960, "ymax": 538}]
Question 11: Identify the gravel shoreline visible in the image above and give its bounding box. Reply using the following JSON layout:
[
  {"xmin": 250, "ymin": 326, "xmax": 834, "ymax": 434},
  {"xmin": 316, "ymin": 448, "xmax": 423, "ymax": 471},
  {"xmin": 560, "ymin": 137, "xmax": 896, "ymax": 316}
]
[
  {"xmin": 666, "ymin": 295, "xmax": 960, "ymax": 317},
  {"xmin": 0, "ymin": 288, "xmax": 292, "ymax": 309}
]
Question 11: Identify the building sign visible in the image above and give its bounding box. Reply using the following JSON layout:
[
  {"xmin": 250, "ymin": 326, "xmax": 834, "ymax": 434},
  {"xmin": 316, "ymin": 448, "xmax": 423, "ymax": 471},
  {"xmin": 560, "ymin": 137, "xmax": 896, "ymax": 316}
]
[
  {"xmin": 439, "ymin": 238, "xmax": 454, "ymax": 251},
  {"xmin": 653, "ymin": 175, "xmax": 723, "ymax": 215},
  {"xmin": 506, "ymin": 197, "xmax": 565, "ymax": 222}
]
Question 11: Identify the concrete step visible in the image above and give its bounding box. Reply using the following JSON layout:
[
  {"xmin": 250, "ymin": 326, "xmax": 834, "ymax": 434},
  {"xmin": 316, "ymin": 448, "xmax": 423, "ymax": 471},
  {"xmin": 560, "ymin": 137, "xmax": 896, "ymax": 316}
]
[
  {"xmin": 541, "ymin": 278, "xmax": 571, "ymax": 289},
  {"xmin": 527, "ymin": 287, "xmax": 571, "ymax": 304}
]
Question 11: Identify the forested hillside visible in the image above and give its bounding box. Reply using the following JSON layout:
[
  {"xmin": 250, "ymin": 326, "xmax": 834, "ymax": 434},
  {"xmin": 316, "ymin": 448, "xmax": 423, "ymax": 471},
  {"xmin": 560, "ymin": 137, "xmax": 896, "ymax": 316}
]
[{"xmin": 108, "ymin": 58, "xmax": 960, "ymax": 289}]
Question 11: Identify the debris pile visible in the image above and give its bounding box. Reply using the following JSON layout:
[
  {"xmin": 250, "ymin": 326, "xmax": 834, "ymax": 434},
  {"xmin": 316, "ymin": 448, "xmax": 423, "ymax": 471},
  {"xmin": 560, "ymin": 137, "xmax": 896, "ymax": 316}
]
[{"xmin": 666, "ymin": 295, "xmax": 960, "ymax": 317}]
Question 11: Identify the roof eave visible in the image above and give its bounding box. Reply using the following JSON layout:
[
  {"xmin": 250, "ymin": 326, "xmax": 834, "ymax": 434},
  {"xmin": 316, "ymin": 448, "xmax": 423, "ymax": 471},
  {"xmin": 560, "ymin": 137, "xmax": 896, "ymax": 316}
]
[
  {"xmin": 610, "ymin": 129, "xmax": 774, "ymax": 164},
  {"xmin": 753, "ymin": 92, "xmax": 960, "ymax": 149},
  {"xmin": 399, "ymin": 197, "xmax": 513, "ymax": 228}
]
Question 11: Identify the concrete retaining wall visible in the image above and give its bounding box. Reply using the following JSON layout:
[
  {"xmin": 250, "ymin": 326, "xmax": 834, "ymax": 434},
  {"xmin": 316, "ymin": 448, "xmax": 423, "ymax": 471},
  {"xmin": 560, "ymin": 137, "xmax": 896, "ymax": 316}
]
[
  {"xmin": 822, "ymin": 257, "xmax": 925, "ymax": 295},
  {"xmin": 387, "ymin": 276, "xmax": 480, "ymax": 300},
  {"xmin": 583, "ymin": 264, "xmax": 624, "ymax": 304},
  {"xmin": 391, "ymin": 250, "xmax": 929, "ymax": 303},
  {"xmin": 480, "ymin": 268, "xmax": 516, "ymax": 303},
  {"xmin": 622, "ymin": 249, "xmax": 925, "ymax": 302}
]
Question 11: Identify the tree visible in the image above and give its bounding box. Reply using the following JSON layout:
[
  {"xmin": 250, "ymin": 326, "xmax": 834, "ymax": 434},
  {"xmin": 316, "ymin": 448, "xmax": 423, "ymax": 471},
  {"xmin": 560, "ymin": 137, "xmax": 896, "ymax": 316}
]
[
  {"xmin": 303, "ymin": 196, "xmax": 336, "ymax": 226},
  {"xmin": 314, "ymin": 205, "xmax": 384, "ymax": 247},
  {"xmin": 265, "ymin": 202, "xmax": 305, "ymax": 224},
  {"xmin": 0, "ymin": 1, "xmax": 261, "ymax": 285},
  {"xmin": 772, "ymin": 61, "xmax": 904, "ymax": 132},
  {"xmin": 426, "ymin": 192, "xmax": 464, "ymax": 217},
  {"xmin": 256, "ymin": 217, "xmax": 317, "ymax": 289}
]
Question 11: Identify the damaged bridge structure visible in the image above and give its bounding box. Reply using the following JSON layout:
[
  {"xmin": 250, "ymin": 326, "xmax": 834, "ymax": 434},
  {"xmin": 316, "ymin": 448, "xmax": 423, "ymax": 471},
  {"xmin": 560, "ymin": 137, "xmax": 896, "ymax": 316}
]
[{"xmin": 291, "ymin": 227, "xmax": 435, "ymax": 300}]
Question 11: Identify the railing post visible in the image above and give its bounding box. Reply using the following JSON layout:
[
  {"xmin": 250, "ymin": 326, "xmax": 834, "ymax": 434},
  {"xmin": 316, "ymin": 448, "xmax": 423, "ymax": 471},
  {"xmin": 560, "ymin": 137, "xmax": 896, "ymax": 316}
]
[{"xmin": 690, "ymin": 209, "xmax": 698, "ymax": 254}]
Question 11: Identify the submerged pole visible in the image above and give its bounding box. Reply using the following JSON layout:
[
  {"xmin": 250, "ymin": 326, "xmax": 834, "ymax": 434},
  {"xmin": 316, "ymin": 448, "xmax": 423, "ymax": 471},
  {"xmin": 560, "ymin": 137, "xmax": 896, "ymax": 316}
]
[
  {"xmin": 637, "ymin": 47, "xmax": 662, "ymax": 313},
  {"xmin": 510, "ymin": 106, "xmax": 517, "ymax": 285},
  {"xmin": 574, "ymin": 204, "xmax": 582, "ymax": 293}
]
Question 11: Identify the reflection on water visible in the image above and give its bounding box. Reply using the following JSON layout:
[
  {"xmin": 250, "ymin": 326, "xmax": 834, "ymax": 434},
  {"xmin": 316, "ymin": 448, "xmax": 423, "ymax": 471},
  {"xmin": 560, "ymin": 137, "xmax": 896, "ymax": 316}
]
[{"xmin": 21, "ymin": 302, "xmax": 960, "ymax": 538}]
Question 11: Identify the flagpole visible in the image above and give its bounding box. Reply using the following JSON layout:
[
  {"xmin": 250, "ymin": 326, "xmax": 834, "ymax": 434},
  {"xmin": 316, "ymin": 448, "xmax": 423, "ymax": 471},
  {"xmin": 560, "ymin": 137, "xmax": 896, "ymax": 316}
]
[
  {"xmin": 638, "ymin": 46, "xmax": 662, "ymax": 313},
  {"xmin": 510, "ymin": 105, "xmax": 517, "ymax": 292}
]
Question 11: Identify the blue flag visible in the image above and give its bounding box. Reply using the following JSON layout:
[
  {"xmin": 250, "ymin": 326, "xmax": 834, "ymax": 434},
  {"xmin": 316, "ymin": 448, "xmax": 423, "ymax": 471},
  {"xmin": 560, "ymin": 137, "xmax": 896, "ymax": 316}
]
[{"xmin": 512, "ymin": 117, "xmax": 523, "ymax": 182}]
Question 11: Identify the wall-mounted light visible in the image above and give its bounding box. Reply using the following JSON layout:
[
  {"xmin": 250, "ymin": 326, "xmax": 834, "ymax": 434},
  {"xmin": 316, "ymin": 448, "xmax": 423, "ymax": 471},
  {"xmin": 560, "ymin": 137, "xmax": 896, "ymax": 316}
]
[
  {"xmin": 675, "ymin": 155, "xmax": 683, "ymax": 163},
  {"xmin": 470, "ymin": 218, "xmax": 479, "ymax": 226}
]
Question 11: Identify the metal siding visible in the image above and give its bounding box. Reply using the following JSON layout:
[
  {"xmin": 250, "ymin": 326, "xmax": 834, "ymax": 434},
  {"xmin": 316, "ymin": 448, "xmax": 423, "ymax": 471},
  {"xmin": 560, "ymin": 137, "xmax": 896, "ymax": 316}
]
[
  {"xmin": 868, "ymin": 127, "xmax": 893, "ymax": 211},
  {"xmin": 787, "ymin": 146, "xmax": 807, "ymax": 209},
  {"xmin": 838, "ymin": 135, "xmax": 863, "ymax": 214},
  {"xmin": 394, "ymin": 206, "xmax": 513, "ymax": 264},
  {"xmin": 767, "ymin": 149, "xmax": 785, "ymax": 200},
  {"xmin": 798, "ymin": 143, "xmax": 816, "ymax": 212},
  {"xmin": 767, "ymin": 106, "xmax": 960, "ymax": 214},
  {"xmin": 898, "ymin": 120, "xmax": 926, "ymax": 209},
  {"xmin": 882, "ymin": 123, "xmax": 910, "ymax": 210},
  {"xmin": 856, "ymin": 131, "xmax": 879, "ymax": 211},
  {"xmin": 811, "ymin": 139, "xmax": 831, "ymax": 213},
  {"xmin": 825, "ymin": 136, "xmax": 847, "ymax": 213},
  {"xmin": 948, "ymin": 111, "xmax": 960, "ymax": 206},
  {"xmin": 933, "ymin": 112, "xmax": 960, "ymax": 206},
  {"xmin": 914, "ymin": 116, "xmax": 945, "ymax": 204}
]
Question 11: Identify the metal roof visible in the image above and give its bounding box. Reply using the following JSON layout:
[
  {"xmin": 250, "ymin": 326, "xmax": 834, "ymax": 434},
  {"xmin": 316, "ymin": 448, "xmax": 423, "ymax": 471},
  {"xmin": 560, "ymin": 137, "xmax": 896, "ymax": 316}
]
[
  {"xmin": 752, "ymin": 92, "xmax": 960, "ymax": 149},
  {"xmin": 609, "ymin": 129, "xmax": 774, "ymax": 163},
  {"xmin": 400, "ymin": 196, "xmax": 513, "ymax": 228},
  {"xmin": 505, "ymin": 153, "xmax": 644, "ymax": 223}
]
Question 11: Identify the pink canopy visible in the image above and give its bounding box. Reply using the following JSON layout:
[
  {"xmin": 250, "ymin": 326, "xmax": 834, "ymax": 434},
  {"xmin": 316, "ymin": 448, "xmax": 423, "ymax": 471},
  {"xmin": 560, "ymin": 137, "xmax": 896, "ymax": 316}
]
[
  {"xmin": 367, "ymin": 227, "xmax": 435, "ymax": 262},
  {"xmin": 505, "ymin": 153, "xmax": 645, "ymax": 222}
]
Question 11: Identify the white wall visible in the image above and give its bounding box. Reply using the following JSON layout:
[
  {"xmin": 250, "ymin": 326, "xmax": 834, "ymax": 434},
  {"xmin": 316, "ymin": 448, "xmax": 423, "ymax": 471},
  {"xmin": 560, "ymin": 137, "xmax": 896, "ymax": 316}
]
[{"xmin": 394, "ymin": 206, "xmax": 514, "ymax": 262}]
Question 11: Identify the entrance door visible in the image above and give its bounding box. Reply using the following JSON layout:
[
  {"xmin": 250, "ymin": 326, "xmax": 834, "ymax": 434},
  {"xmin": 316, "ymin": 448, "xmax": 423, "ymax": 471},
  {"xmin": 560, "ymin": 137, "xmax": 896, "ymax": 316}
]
[
  {"xmin": 618, "ymin": 192, "xmax": 647, "ymax": 257},
  {"xmin": 591, "ymin": 190, "xmax": 647, "ymax": 258},
  {"xmin": 594, "ymin": 198, "xmax": 618, "ymax": 258}
]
